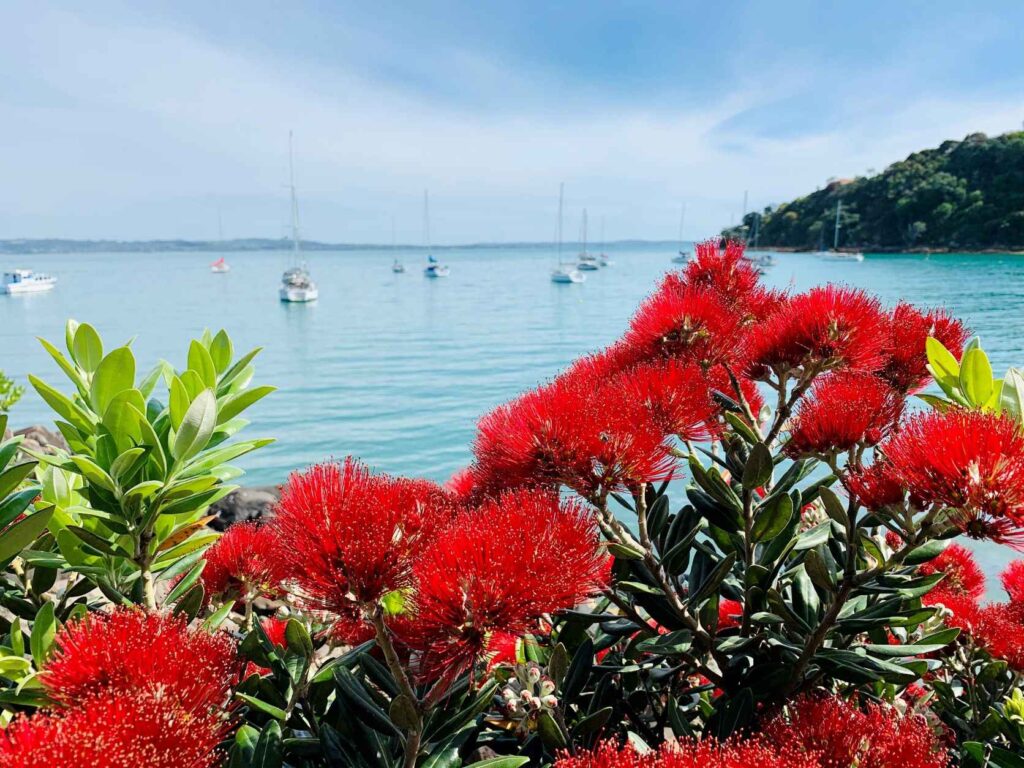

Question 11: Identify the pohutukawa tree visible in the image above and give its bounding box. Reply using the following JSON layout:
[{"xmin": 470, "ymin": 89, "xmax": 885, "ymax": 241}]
[{"xmin": 2, "ymin": 241, "xmax": 1024, "ymax": 766}]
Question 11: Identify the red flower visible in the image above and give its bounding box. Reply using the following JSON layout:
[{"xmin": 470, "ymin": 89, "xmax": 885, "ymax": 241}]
[
  {"xmin": 845, "ymin": 461, "xmax": 906, "ymax": 510},
  {"xmin": 41, "ymin": 609, "xmax": 239, "ymax": 714},
  {"xmin": 786, "ymin": 372, "xmax": 903, "ymax": 456},
  {"xmin": 764, "ymin": 694, "xmax": 948, "ymax": 768},
  {"xmin": 410, "ymin": 488, "xmax": 606, "ymax": 679},
  {"xmin": 261, "ymin": 616, "xmax": 289, "ymax": 649},
  {"xmin": 882, "ymin": 410, "xmax": 1024, "ymax": 547},
  {"xmin": 626, "ymin": 360, "xmax": 721, "ymax": 442},
  {"xmin": 919, "ymin": 543, "xmax": 985, "ymax": 604},
  {"xmin": 747, "ymin": 285, "xmax": 887, "ymax": 377},
  {"xmin": 200, "ymin": 521, "xmax": 281, "ymax": 603},
  {"xmin": 974, "ymin": 602, "xmax": 1024, "ymax": 669},
  {"xmin": 1001, "ymin": 560, "xmax": 1024, "ymax": 604},
  {"xmin": 717, "ymin": 598, "xmax": 742, "ymax": 630},
  {"xmin": 443, "ymin": 466, "xmax": 479, "ymax": 503},
  {"xmin": 703, "ymin": 363, "xmax": 766, "ymax": 418},
  {"xmin": 553, "ymin": 735, "xmax": 817, "ymax": 768},
  {"xmin": 682, "ymin": 240, "xmax": 761, "ymax": 301},
  {"xmin": 625, "ymin": 282, "xmax": 744, "ymax": 369},
  {"xmin": 0, "ymin": 688, "xmax": 230, "ymax": 768},
  {"xmin": 270, "ymin": 459, "xmax": 455, "ymax": 630},
  {"xmin": 878, "ymin": 303, "xmax": 969, "ymax": 393}
]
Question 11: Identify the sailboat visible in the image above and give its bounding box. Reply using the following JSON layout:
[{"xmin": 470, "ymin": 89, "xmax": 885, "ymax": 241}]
[
  {"xmin": 818, "ymin": 200, "xmax": 864, "ymax": 262},
  {"xmin": 551, "ymin": 183, "xmax": 584, "ymax": 284},
  {"xmin": 390, "ymin": 216, "xmax": 405, "ymax": 273},
  {"xmin": 279, "ymin": 132, "xmax": 319, "ymax": 302},
  {"xmin": 211, "ymin": 211, "xmax": 230, "ymax": 272},
  {"xmin": 671, "ymin": 204, "xmax": 690, "ymax": 263},
  {"xmin": 422, "ymin": 190, "xmax": 450, "ymax": 278},
  {"xmin": 576, "ymin": 209, "xmax": 600, "ymax": 271}
]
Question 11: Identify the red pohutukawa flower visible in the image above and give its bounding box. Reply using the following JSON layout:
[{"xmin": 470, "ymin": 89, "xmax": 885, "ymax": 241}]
[
  {"xmin": 786, "ymin": 372, "xmax": 903, "ymax": 456},
  {"xmin": 747, "ymin": 285, "xmax": 887, "ymax": 377},
  {"xmin": 919, "ymin": 542, "xmax": 986, "ymax": 604},
  {"xmin": 625, "ymin": 360, "xmax": 720, "ymax": 442},
  {"xmin": 624, "ymin": 282, "xmax": 744, "ymax": 369},
  {"xmin": 1002, "ymin": 559, "xmax": 1024, "ymax": 603},
  {"xmin": 878, "ymin": 302, "xmax": 969, "ymax": 392},
  {"xmin": 882, "ymin": 409, "xmax": 1024, "ymax": 548},
  {"xmin": 552, "ymin": 736, "xmax": 818, "ymax": 768},
  {"xmin": 0, "ymin": 688, "xmax": 230, "ymax": 768},
  {"xmin": 683, "ymin": 240, "xmax": 784, "ymax": 323},
  {"xmin": 717, "ymin": 598, "xmax": 742, "ymax": 631},
  {"xmin": 200, "ymin": 520, "xmax": 282, "ymax": 603},
  {"xmin": 270, "ymin": 459, "xmax": 455, "ymax": 631},
  {"xmin": 41, "ymin": 608, "xmax": 239, "ymax": 714},
  {"xmin": 845, "ymin": 460, "xmax": 907, "ymax": 511},
  {"xmin": 410, "ymin": 488, "xmax": 606, "ymax": 679},
  {"xmin": 763, "ymin": 694, "xmax": 949, "ymax": 768}
]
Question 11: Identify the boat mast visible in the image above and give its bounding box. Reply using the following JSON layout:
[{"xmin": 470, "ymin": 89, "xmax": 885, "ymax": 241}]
[
  {"xmin": 581, "ymin": 208, "xmax": 588, "ymax": 255},
  {"xmin": 833, "ymin": 200, "xmax": 842, "ymax": 250},
  {"xmin": 289, "ymin": 131, "xmax": 302, "ymax": 264},
  {"xmin": 678, "ymin": 203, "xmax": 687, "ymax": 250},
  {"xmin": 557, "ymin": 182, "xmax": 564, "ymax": 266},
  {"xmin": 423, "ymin": 189, "xmax": 432, "ymax": 255}
]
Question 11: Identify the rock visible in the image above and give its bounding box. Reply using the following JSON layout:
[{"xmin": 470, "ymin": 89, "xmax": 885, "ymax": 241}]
[
  {"xmin": 466, "ymin": 747, "xmax": 500, "ymax": 763},
  {"xmin": 4, "ymin": 424, "xmax": 68, "ymax": 455},
  {"xmin": 208, "ymin": 485, "xmax": 280, "ymax": 531}
]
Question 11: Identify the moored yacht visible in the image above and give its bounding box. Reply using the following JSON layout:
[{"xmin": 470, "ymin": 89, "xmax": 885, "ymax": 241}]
[
  {"xmin": 551, "ymin": 183, "xmax": 585, "ymax": 284},
  {"xmin": 279, "ymin": 131, "xmax": 319, "ymax": 303},
  {"xmin": 3, "ymin": 269, "xmax": 56, "ymax": 294},
  {"xmin": 210, "ymin": 257, "xmax": 230, "ymax": 273},
  {"xmin": 671, "ymin": 204, "xmax": 690, "ymax": 263},
  {"xmin": 421, "ymin": 191, "xmax": 451, "ymax": 278}
]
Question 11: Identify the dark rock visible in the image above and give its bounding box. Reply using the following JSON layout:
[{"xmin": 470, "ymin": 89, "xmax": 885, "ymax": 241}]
[
  {"xmin": 209, "ymin": 485, "xmax": 280, "ymax": 531},
  {"xmin": 3, "ymin": 424, "xmax": 68, "ymax": 455},
  {"xmin": 465, "ymin": 747, "xmax": 500, "ymax": 763}
]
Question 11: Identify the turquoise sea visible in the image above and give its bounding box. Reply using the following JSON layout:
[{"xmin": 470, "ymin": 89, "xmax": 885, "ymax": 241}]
[{"xmin": 2, "ymin": 244, "xmax": 1023, "ymax": 581}]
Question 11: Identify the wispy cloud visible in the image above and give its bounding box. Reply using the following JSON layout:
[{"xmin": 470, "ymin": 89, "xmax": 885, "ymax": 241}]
[{"xmin": 1, "ymin": 2, "xmax": 1021, "ymax": 242}]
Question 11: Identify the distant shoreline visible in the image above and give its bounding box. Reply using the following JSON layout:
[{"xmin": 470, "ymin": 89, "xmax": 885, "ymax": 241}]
[{"xmin": 2, "ymin": 238, "xmax": 1022, "ymax": 256}]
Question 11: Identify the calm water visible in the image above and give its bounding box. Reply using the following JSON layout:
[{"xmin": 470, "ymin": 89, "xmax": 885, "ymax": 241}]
[{"xmin": 2, "ymin": 245, "xmax": 1023, "ymax": 582}]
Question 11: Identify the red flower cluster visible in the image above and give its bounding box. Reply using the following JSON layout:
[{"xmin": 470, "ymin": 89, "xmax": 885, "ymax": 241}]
[
  {"xmin": 41, "ymin": 609, "xmax": 239, "ymax": 713},
  {"xmin": 748, "ymin": 286, "xmax": 887, "ymax": 377},
  {"xmin": 4, "ymin": 609, "xmax": 238, "ymax": 767},
  {"xmin": 881, "ymin": 409, "xmax": 1024, "ymax": 547},
  {"xmin": 878, "ymin": 302, "xmax": 968, "ymax": 393},
  {"xmin": 786, "ymin": 371, "xmax": 903, "ymax": 457},
  {"xmin": 270, "ymin": 459, "xmax": 456, "ymax": 635},
  {"xmin": 552, "ymin": 736, "xmax": 817, "ymax": 768},
  {"xmin": 200, "ymin": 520, "xmax": 281, "ymax": 603},
  {"xmin": 409, "ymin": 488, "xmax": 606, "ymax": 680},
  {"xmin": 0, "ymin": 688, "xmax": 229, "ymax": 768},
  {"xmin": 682, "ymin": 240, "xmax": 777, "ymax": 320},
  {"xmin": 717, "ymin": 598, "xmax": 743, "ymax": 631},
  {"xmin": 763, "ymin": 694, "xmax": 949, "ymax": 768},
  {"xmin": 918, "ymin": 543, "xmax": 985, "ymax": 605}
]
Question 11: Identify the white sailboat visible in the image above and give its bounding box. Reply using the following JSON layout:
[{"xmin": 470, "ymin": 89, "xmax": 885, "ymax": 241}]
[
  {"xmin": 211, "ymin": 210, "xmax": 230, "ymax": 272},
  {"xmin": 390, "ymin": 216, "xmax": 405, "ymax": 273},
  {"xmin": 279, "ymin": 132, "xmax": 319, "ymax": 302},
  {"xmin": 818, "ymin": 200, "xmax": 864, "ymax": 262},
  {"xmin": 671, "ymin": 203, "xmax": 690, "ymax": 263},
  {"xmin": 577, "ymin": 209, "xmax": 600, "ymax": 270},
  {"xmin": 422, "ymin": 190, "xmax": 450, "ymax": 278},
  {"xmin": 551, "ymin": 183, "xmax": 584, "ymax": 284},
  {"xmin": 597, "ymin": 216, "xmax": 612, "ymax": 266}
]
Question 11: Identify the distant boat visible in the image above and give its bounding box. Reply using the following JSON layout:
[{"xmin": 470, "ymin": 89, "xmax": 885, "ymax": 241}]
[
  {"xmin": 672, "ymin": 203, "xmax": 690, "ymax": 263},
  {"xmin": 818, "ymin": 200, "xmax": 864, "ymax": 262},
  {"xmin": 279, "ymin": 131, "xmax": 319, "ymax": 303},
  {"xmin": 422, "ymin": 190, "xmax": 450, "ymax": 278},
  {"xmin": 210, "ymin": 257, "xmax": 230, "ymax": 273},
  {"xmin": 3, "ymin": 269, "xmax": 56, "ymax": 294},
  {"xmin": 392, "ymin": 259, "xmax": 405, "ymax": 273},
  {"xmin": 551, "ymin": 183, "xmax": 585, "ymax": 284},
  {"xmin": 577, "ymin": 209, "xmax": 600, "ymax": 271},
  {"xmin": 597, "ymin": 217, "xmax": 612, "ymax": 266}
]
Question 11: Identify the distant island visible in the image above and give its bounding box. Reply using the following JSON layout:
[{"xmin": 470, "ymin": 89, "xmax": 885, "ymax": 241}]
[
  {"xmin": 724, "ymin": 131, "xmax": 1024, "ymax": 252},
  {"xmin": 0, "ymin": 238, "xmax": 672, "ymax": 255}
]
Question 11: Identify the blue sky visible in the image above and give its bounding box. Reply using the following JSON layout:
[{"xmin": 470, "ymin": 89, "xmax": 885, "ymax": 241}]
[{"xmin": 1, "ymin": 1, "xmax": 1022, "ymax": 243}]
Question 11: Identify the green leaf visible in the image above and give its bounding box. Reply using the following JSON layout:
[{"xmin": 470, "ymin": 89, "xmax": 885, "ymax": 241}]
[
  {"xmin": 188, "ymin": 340, "xmax": 218, "ymax": 388},
  {"xmin": 1002, "ymin": 367, "xmax": 1024, "ymax": 420},
  {"xmin": 252, "ymin": 722, "xmax": 283, "ymax": 768},
  {"xmin": 389, "ymin": 693, "xmax": 419, "ymax": 730},
  {"xmin": 818, "ymin": 486, "xmax": 849, "ymax": 527},
  {"xmin": 171, "ymin": 389, "xmax": 218, "ymax": 463},
  {"xmin": 284, "ymin": 619, "xmax": 314, "ymax": 657},
  {"xmin": 29, "ymin": 375, "xmax": 93, "ymax": 433},
  {"xmin": 962, "ymin": 742, "xmax": 1024, "ymax": 768},
  {"xmin": 217, "ymin": 385, "xmax": 275, "ymax": 425},
  {"xmin": 0, "ymin": 505, "xmax": 55, "ymax": 563},
  {"xmin": 0, "ymin": 486, "xmax": 42, "ymax": 529},
  {"xmin": 90, "ymin": 347, "xmax": 136, "ymax": 414},
  {"xmin": 69, "ymin": 456, "xmax": 116, "ymax": 492},
  {"xmin": 209, "ymin": 330, "xmax": 234, "ymax": 374},
  {"xmin": 165, "ymin": 561, "xmax": 205, "ymax": 604},
  {"xmin": 742, "ymin": 442, "xmax": 773, "ymax": 489},
  {"xmin": 38, "ymin": 337, "xmax": 89, "ymax": 396},
  {"xmin": 926, "ymin": 336, "xmax": 960, "ymax": 382},
  {"xmin": 959, "ymin": 347, "xmax": 994, "ymax": 407},
  {"xmin": 203, "ymin": 600, "xmax": 234, "ymax": 630},
  {"xmin": 751, "ymin": 494, "xmax": 793, "ymax": 543},
  {"xmin": 29, "ymin": 602, "xmax": 57, "ymax": 667},
  {"xmin": 904, "ymin": 539, "xmax": 948, "ymax": 565},
  {"xmin": 794, "ymin": 522, "xmax": 831, "ymax": 551},
  {"xmin": 169, "ymin": 376, "xmax": 191, "ymax": 431},
  {"xmin": 537, "ymin": 710, "xmax": 568, "ymax": 749},
  {"xmin": 236, "ymin": 693, "xmax": 287, "ymax": 721},
  {"xmin": 72, "ymin": 323, "xmax": 104, "ymax": 372},
  {"xmin": 466, "ymin": 759, "xmax": 531, "ymax": 768}
]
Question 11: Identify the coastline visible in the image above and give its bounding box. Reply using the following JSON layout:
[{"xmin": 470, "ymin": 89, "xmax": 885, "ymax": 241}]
[{"xmin": 748, "ymin": 245, "xmax": 1024, "ymax": 255}]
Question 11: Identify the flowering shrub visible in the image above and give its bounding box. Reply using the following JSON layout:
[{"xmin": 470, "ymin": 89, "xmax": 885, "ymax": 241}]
[{"xmin": 3, "ymin": 242, "xmax": 1024, "ymax": 766}]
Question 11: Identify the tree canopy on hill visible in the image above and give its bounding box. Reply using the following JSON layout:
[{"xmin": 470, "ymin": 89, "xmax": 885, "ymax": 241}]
[{"xmin": 725, "ymin": 131, "xmax": 1024, "ymax": 250}]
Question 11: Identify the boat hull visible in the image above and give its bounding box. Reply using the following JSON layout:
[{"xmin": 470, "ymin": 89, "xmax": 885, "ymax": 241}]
[
  {"xmin": 280, "ymin": 285, "xmax": 319, "ymax": 302},
  {"xmin": 424, "ymin": 266, "xmax": 450, "ymax": 278},
  {"xmin": 4, "ymin": 280, "xmax": 56, "ymax": 294},
  {"xmin": 577, "ymin": 262, "xmax": 600, "ymax": 271},
  {"xmin": 551, "ymin": 269, "xmax": 585, "ymax": 284}
]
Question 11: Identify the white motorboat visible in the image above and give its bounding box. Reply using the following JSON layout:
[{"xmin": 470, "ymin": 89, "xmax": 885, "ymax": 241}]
[
  {"xmin": 392, "ymin": 260, "xmax": 405, "ymax": 273},
  {"xmin": 424, "ymin": 259, "xmax": 450, "ymax": 278},
  {"xmin": 3, "ymin": 269, "xmax": 56, "ymax": 294},
  {"xmin": 279, "ymin": 131, "xmax": 319, "ymax": 303},
  {"xmin": 210, "ymin": 257, "xmax": 230, "ymax": 273},
  {"xmin": 551, "ymin": 183, "xmax": 585, "ymax": 284}
]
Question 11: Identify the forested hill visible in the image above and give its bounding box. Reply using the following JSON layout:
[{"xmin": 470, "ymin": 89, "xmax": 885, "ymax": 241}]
[{"xmin": 727, "ymin": 131, "xmax": 1024, "ymax": 251}]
